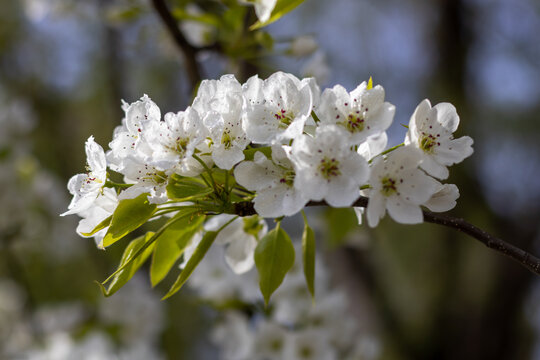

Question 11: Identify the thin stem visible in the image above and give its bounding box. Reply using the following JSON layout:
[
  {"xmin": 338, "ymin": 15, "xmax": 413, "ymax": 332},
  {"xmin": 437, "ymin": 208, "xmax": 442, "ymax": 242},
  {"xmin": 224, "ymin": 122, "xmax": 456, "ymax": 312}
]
[
  {"xmin": 193, "ymin": 154, "xmax": 217, "ymax": 192},
  {"xmin": 232, "ymin": 196, "xmax": 540, "ymax": 276}
]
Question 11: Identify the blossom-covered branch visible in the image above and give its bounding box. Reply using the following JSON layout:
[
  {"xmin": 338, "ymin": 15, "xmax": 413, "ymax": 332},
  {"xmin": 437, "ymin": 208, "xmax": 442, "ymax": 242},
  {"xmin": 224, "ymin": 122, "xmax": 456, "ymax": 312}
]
[
  {"xmin": 62, "ymin": 71, "xmax": 506, "ymax": 302},
  {"xmin": 234, "ymin": 197, "xmax": 540, "ymax": 276}
]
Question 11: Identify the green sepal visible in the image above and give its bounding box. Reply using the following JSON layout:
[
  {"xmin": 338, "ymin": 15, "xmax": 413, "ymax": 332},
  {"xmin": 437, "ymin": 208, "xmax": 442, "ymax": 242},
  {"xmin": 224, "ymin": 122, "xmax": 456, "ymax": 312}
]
[
  {"xmin": 162, "ymin": 230, "xmax": 218, "ymax": 299},
  {"xmin": 301, "ymin": 212, "xmax": 316, "ymax": 299},
  {"xmin": 102, "ymin": 194, "xmax": 157, "ymax": 248},
  {"xmin": 97, "ymin": 232, "xmax": 156, "ymax": 297},
  {"xmin": 150, "ymin": 214, "xmax": 206, "ymax": 287},
  {"xmin": 80, "ymin": 215, "xmax": 112, "ymax": 237},
  {"xmin": 254, "ymin": 223, "xmax": 295, "ymax": 305},
  {"xmin": 250, "ymin": 0, "xmax": 306, "ymax": 30}
]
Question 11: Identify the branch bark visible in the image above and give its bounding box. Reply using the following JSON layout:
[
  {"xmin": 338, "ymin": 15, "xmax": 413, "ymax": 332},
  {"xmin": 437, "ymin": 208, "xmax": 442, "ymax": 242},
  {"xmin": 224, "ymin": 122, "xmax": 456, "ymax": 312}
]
[
  {"xmin": 233, "ymin": 196, "xmax": 540, "ymax": 276},
  {"xmin": 151, "ymin": 0, "xmax": 203, "ymax": 91}
]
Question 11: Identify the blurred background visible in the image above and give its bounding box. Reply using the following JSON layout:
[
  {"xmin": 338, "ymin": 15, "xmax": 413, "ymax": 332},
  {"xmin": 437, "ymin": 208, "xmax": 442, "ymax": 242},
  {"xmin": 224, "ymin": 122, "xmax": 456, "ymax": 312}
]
[{"xmin": 1, "ymin": 0, "xmax": 540, "ymax": 358}]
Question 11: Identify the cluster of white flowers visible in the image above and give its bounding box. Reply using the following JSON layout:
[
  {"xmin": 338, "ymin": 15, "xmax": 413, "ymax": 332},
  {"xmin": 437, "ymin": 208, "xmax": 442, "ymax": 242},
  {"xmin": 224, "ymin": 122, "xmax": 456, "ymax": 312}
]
[
  {"xmin": 63, "ymin": 71, "xmax": 473, "ymax": 248},
  {"xmin": 187, "ymin": 241, "xmax": 380, "ymax": 360}
]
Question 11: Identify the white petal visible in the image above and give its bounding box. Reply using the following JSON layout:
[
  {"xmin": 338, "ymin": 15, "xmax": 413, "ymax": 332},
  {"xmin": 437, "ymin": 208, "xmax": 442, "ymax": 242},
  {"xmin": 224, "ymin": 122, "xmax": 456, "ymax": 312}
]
[
  {"xmin": 386, "ymin": 196, "xmax": 423, "ymax": 224},
  {"xmin": 325, "ymin": 176, "xmax": 360, "ymax": 207},
  {"xmin": 434, "ymin": 102, "xmax": 459, "ymax": 132},
  {"xmin": 212, "ymin": 146, "xmax": 245, "ymax": 170},
  {"xmin": 420, "ymin": 155, "xmax": 449, "ymax": 180},
  {"xmin": 436, "ymin": 136, "xmax": 474, "ymax": 165},
  {"xmin": 424, "ymin": 183, "xmax": 459, "ymax": 212},
  {"xmin": 398, "ymin": 168, "xmax": 438, "ymax": 204},
  {"xmin": 366, "ymin": 193, "xmax": 386, "ymax": 228},
  {"xmin": 234, "ymin": 155, "xmax": 277, "ymax": 191},
  {"xmin": 224, "ymin": 235, "xmax": 257, "ymax": 274}
]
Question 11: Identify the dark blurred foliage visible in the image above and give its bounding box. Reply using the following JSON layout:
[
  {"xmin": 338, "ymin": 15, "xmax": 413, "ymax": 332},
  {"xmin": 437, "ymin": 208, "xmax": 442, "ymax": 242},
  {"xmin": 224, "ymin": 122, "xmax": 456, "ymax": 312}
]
[{"xmin": 1, "ymin": 0, "xmax": 540, "ymax": 358}]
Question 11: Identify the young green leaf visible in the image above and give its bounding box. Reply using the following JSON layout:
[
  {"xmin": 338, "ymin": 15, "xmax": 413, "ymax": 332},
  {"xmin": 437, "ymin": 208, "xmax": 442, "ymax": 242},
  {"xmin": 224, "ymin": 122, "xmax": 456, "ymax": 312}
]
[
  {"xmin": 97, "ymin": 232, "xmax": 156, "ymax": 297},
  {"xmin": 101, "ymin": 194, "xmax": 157, "ymax": 248},
  {"xmin": 162, "ymin": 230, "xmax": 218, "ymax": 299},
  {"xmin": 301, "ymin": 214, "xmax": 316, "ymax": 299},
  {"xmin": 80, "ymin": 215, "xmax": 112, "ymax": 237},
  {"xmin": 254, "ymin": 224, "xmax": 295, "ymax": 305},
  {"xmin": 101, "ymin": 209, "xmax": 201, "ymax": 286},
  {"xmin": 367, "ymin": 76, "xmax": 373, "ymax": 90},
  {"xmin": 250, "ymin": 0, "xmax": 305, "ymax": 30},
  {"xmin": 150, "ymin": 214, "xmax": 206, "ymax": 287}
]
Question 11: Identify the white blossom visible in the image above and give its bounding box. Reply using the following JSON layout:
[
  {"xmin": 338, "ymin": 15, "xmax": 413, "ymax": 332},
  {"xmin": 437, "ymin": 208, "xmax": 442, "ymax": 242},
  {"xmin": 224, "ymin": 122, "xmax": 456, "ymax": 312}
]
[
  {"xmin": 234, "ymin": 145, "xmax": 308, "ymax": 218},
  {"xmin": 242, "ymin": 72, "xmax": 316, "ymax": 144},
  {"xmin": 366, "ymin": 146, "xmax": 438, "ymax": 227},
  {"xmin": 291, "ymin": 125, "xmax": 369, "ymax": 207},
  {"xmin": 192, "ymin": 75, "xmax": 249, "ymax": 170},
  {"xmin": 117, "ymin": 158, "xmax": 169, "ymax": 204},
  {"xmin": 61, "ymin": 136, "xmax": 107, "ymax": 216},
  {"xmin": 145, "ymin": 107, "xmax": 206, "ymax": 177},
  {"xmin": 317, "ymin": 82, "xmax": 395, "ymax": 145},
  {"xmin": 405, "ymin": 99, "xmax": 474, "ymax": 179},
  {"xmin": 107, "ymin": 94, "xmax": 161, "ymax": 173}
]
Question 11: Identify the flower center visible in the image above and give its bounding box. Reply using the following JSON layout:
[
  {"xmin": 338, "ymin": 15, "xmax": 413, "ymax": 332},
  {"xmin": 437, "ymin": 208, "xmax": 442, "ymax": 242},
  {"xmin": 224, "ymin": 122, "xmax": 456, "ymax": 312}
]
[
  {"xmin": 221, "ymin": 131, "xmax": 233, "ymax": 149},
  {"xmin": 142, "ymin": 169, "xmax": 167, "ymax": 184},
  {"xmin": 279, "ymin": 170, "xmax": 295, "ymax": 187},
  {"xmin": 318, "ymin": 157, "xmax": 341, "ymax": 180},
  {"xmin": 381, "ymin": 176, "xmax": 397, "ymax": 196},
  {"xmin": 342, "ymin": 112, "xmax": 365, "ymax": 133},
  {"xmin": 275, "ymin": 109, "xmax": 294, "ymax": 129},
  {"xmin": 419, "ymin": 133, "xmax": 439, "ymax": 153},
  {"xmin": 174, "ymin": 137, "xmax": 190, "ymax": 156}
]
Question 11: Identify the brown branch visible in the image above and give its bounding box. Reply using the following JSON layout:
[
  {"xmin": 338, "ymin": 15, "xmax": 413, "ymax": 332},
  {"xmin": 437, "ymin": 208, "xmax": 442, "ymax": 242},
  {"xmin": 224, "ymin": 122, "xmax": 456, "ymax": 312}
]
[
  {"xmin": 233, "ymin": 196, "xmax": 540, "ymax": 276},
  {"xmin": 151, "ymin": 0, "xmax": 203, "ymax": 91}
]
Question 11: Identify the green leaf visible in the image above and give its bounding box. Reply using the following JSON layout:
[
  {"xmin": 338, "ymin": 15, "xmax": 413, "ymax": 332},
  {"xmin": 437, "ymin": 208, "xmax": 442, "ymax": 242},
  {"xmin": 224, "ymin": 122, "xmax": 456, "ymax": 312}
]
[
  {"xmin": 150, "ymin": 214, "xmax": 206, "ymax": 287},
  {"xmin": 301, "ymin": 214, "xmax": 315, "ymax": 299},
  {"xmin": 249, "ymin": 0, "xmax": 305, "ymax": 30},
  {"xmin": 166, "ymin": 176, "xmax": 213, "ymax": 201},
  {"xmin": 101, "ymin": 209, "xmax": 201, "ymax": 285},
  {"xmin": 97, "ymin": 232, "xmax": 156, "ymax": 297},
  {"xmin": 243, "ymin": 146, "xmax": 272, "ymax": 161},
  {"xmin": 162, "ymin": 231, "xmax": 218, "ymax": 299},
  {"xmin": 102, "ymin": 194, "xmax": 157, "ymax": 248},
  {"xmin": 80, "ymin": 215, "xmax": 112, "ymax": 237},
  {"xmin": 367, "ymin": 76, "xmax": 373, "ymax": 90},
  {"xmin": 254, "ymin": 224, "xmax": 295, "ymax": 305}
]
